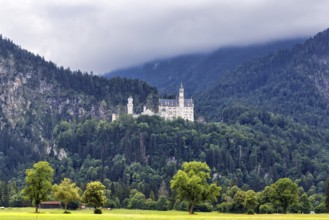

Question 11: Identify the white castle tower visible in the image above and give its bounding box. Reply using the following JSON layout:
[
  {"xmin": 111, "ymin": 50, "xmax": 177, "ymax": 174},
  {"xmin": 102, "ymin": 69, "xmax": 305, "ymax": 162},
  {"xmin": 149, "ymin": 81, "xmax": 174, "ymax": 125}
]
[
  {"xmin": 179, "ymin": 83, "xmax": 184, "ymax": 108},
  {"xmin": 127, "ymin": 96, "xmax": 133, "ymax": 115},
  {"xmin": 179, "ymin": 83, "xmax": 185, "ymax": 118}
]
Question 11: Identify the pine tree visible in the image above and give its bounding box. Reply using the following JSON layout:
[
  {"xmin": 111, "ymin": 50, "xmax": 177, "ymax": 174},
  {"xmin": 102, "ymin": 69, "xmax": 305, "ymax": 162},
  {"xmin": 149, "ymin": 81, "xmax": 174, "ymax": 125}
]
[{"xmin": 325, "ymin": 178, "xmax": 329, "ymax": 213}]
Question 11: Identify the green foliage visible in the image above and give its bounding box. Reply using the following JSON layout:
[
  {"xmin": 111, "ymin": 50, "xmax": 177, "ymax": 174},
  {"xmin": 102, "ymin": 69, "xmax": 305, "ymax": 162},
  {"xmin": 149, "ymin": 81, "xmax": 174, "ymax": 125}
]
[
  {"xmin": 232, "ymin": 189, "xmax": 246, "ymax": 213},
  {"xmin": 195, "ymin": 202, "xmax": 213, "ymax": 212},
  {"xmin": 94, "ymin": 208, "xmax": 102, "ymax": 214},
  {"xmin": 8, "ymin": 193, "xmax": 25, "ymax": 207},
  {"xmin": 270, "ymin": 178, "xmax": 299, "ymax": 213},
  {"xmin": 156, "ymin": 196, "xmax": 169, "ymax": 211},
  {"xmin": 52, "ymin": 178, "xmax": 80, "ymax": 212},
  {"xmin": 299, "ymin": 193, "xmax": 311, "ymax": 214},
  {"xmin": 314, "ymin": 202, "xmax": 327, "ymax": 213},
  {"xmin": 325, "ymin": 178, "xmax": 329, "ymax": 212},
  {"xmin": 82, "ymin": 181, "xmax": 106, "ymax": 211},
  {"xmin": 246, "ymin": 209, "xmax": 255, "ymax": 214},
  {"xmin": 170, "ymin": 161, "xmax": 221, "ymax": 214},
  {"xmin": 145, "ymin": 198, "xmax": 157, "ymax": 210},
  {"xmin": 259, "ymin": 203, "xmax": 275, "ymax": 214},
  {"xmin": 244, "ymin": 190, "xmax": 257, "ymax": 214},
  {"xmin": 173, "ymin": 200, "xmax": 189, "ymax": 211},
  {"xmin": 21, "ymin": 161, "xmax": 54, "ymax": 213},
  {"xmin": 127, "ymin": 189, "xmax": 146, "ymax": 209},
  {"xmin": 0, "ymin": 181, "xmax": 9, "ymax": 207},
  {"xmin": 218, "ymin": 178, "xmax": 302, "ymax": 214},
  {"xmin": 45, "ymin": 114, "xmax": 329, "ymax": 208},
  {"xmin": 217, "ymin": 202, "xmax": 232, "ymax": 213}
]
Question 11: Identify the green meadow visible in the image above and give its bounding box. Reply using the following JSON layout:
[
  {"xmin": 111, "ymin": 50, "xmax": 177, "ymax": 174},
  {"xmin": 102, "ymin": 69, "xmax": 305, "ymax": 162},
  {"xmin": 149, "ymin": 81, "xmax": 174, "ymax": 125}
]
[{"xmin": 0, "ymin": 208, "xmax": 329, "ymax": 220}]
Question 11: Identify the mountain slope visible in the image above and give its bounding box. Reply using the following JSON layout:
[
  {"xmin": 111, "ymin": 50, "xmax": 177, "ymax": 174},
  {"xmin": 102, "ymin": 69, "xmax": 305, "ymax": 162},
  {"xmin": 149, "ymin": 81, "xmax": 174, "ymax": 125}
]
[
  {"xmin": 1, "ymin": 33, "xmax": 329, "ymax": 209},
  {"xmin": 106, "ymin": 39, "xmax": 305, "ymax": 96},
  {"xmin": 0, "ymin": 35, "xmax": 158, "ymax": 177},
  {"xmin": 196, "ymin": 29, "xmax": 329, "ymax": 128}
]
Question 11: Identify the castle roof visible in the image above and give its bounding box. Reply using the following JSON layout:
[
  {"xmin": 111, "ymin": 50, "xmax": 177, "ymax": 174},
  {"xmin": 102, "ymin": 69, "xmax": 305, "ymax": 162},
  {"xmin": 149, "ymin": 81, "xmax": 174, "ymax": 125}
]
[{"xmin": 159, "ymin": 98, "xmax": 193, "ymax": 107}]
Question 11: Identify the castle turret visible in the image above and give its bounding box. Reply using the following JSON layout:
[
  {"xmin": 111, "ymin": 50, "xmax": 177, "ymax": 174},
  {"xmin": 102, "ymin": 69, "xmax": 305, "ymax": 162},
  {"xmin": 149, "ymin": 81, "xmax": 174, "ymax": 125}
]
[
  {"xmin": 179, "ymin": 82, "xmax": 184, "ymax": 109},
  {"xmin": 127, "ymin": 96, "xmax": 133, "ymax": 115}
]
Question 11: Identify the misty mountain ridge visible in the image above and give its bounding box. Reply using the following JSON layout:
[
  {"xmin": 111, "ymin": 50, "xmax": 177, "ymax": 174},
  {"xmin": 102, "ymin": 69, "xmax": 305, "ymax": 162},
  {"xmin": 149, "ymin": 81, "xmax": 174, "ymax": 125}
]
[
  {"xmin": 106, "ymin": 38, "xmax": 305, "ymax": 96},
  {"xmin": 196, "ymin": 28, "xmax": 329, "ymax": 128}
]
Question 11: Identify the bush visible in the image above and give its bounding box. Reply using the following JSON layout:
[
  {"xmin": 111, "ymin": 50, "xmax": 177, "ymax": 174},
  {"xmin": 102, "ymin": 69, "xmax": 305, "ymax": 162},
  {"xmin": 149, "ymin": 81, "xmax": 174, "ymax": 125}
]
[
  {"xmin": 195, "ymin": 203, "xmax": 213, "ymax": 212},
  {"xmin": 145, "ymin": 198, "xmax": 157, "ymax": 210},
  {"xmin": 173, "ymin": 200, "xmax": 189, "ymax": 211},
  {"xmin": 128, "ymin": 192, "xmax": 146, "ymax": 209},
  {"xmin": 122, "ymin": 198, "xmax": 129, "ymax": 208},
  {"xmin": 259, "ymin": 203, "xmax": 275, "ymax": 214},
  {"xmin": 67, "ymin": 201, "xmax": 79, "ymax": 210},
  {"xmin": 156, "ymin": 196, "xmax": 169, "ymax": 211},
  {"xmin": 288, "ymin": 203, "xmax": 302, "ymax": 213},
  {"xmin": 217, "ymin": 202, "xmax": 232, "ymax": 213},
  {"xmin": 314, "ymin": 203, "xmax": 326, "ymax": 213},
  {"xmin": 247, "ymin": 209, "xmax": 255, "ymax": 214},
  {"xmin": 94, "ymin": 208, "xmax": 102, "ymax": 214},
  {"xmin": 105, "ymin": 198, "xmax": 120, "ymax": 208}
]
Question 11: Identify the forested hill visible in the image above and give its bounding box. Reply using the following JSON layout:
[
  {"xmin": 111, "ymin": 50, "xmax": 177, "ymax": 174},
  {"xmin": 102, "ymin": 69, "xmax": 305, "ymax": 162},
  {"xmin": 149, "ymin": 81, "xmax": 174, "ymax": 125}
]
[
  {"xmin": 0, "ymin": 35, "xmax": 158, "ymax": 178},
  {"xmin": 196, "ymin": 28, "xmax": 329, "ymax": 128},
  {"xmin": 0, "ymin": 33, "xmax": 329, "ymax": 209},
  {"xmin": 105, "ymin": 39, "xmax": 304, "ymax": 96}
]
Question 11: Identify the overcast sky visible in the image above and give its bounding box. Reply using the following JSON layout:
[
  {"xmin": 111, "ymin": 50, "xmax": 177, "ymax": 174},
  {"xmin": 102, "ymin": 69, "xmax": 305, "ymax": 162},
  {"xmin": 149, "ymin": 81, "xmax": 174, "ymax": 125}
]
[{"xmin": 0, "ymin": 0, "xmax": 328, "ymax": 74}]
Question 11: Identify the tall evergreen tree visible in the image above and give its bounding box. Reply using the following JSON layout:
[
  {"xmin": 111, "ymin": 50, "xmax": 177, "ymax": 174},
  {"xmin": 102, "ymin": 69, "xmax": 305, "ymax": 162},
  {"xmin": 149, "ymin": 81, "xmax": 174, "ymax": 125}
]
[{"xmin": 325, "ymin": 178, "xmax": 329, "ymax": 212}]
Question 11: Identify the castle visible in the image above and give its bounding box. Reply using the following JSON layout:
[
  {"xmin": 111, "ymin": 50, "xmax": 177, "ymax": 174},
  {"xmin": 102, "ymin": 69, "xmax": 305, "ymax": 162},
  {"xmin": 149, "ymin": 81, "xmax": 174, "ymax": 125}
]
[{"xmin": 118, "ymin": 83, "xmax": 194, "ymax": 121}]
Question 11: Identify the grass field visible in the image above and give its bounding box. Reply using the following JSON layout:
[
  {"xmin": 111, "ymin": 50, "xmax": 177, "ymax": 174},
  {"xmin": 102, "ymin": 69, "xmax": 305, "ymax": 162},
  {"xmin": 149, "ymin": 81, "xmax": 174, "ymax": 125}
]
[{"xmin": 0, "ymin": 208, "xmax": 329, "ymax": 220}]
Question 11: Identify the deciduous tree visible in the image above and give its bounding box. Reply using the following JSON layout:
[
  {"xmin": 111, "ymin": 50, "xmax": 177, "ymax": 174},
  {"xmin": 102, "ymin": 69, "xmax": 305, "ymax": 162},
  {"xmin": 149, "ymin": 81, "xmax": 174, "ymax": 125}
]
[
  {"xmin": 22, "ymin": 161, "xmax": 54, "ymax": 213},
  {"xmin": 270, "ymin": 178, "xmax": 298, "ymax": 213},
  {"xmin": 53, "ymin": 178, "xmax": 80, "ymax": 213},
  {"xmin": 244, "ymin": 190, "xmax": 257, "ymax": 214},
  {"xmin": 170, "ymin": 161, "xmax": 221, "ymax": 214},
  {"xmin": 82, "ymin": 181, "xmax": 106, "ymax": 214}
]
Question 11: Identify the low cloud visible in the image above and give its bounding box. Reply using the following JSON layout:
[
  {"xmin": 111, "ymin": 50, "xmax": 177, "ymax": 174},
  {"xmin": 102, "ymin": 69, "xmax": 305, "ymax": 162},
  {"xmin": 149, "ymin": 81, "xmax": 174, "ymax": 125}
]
[{"xmin": 0, "ymin": 0, "xmax": 328, "ymax": 73}]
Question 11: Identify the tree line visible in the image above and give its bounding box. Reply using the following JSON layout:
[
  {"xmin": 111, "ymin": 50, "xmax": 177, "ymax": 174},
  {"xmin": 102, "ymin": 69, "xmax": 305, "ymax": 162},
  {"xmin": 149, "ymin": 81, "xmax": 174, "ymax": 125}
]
[
  {"xmin": 14, "ymin": 161, "xmax": 329, "ymax": 214},
  {"xmin": 1, "ymin": 113, "xmax": 329, "ymax": 211}
]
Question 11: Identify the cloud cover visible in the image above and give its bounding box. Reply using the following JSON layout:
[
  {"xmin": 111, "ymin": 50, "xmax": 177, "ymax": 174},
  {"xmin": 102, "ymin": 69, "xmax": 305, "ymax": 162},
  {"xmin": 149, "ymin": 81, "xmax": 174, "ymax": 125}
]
[{"xmin": 0, "ymin": 0, "xmax": 328, "ymax": 73}]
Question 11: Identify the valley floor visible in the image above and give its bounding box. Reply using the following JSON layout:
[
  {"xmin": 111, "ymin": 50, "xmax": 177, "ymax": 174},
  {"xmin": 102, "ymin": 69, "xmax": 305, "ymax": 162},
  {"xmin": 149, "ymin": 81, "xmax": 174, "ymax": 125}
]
[{"xmin": 0, "ymin": 208, "xmax": 329, "ymax": 220}]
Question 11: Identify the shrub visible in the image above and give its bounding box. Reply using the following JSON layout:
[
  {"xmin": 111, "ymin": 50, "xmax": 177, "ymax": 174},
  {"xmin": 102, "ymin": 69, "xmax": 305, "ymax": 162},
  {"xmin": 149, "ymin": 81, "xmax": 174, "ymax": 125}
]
[
  {"xmin": 67, "ymin": 201, "xmax": 79, "ymax": 210},
  {"xmin": 156, "ymin": 196, "xmax": 169, "ymax": 211},
  {"xmin": 145, "ymin": 198, "xmax": 157, "ymax": 210},
  {"xmin": 94, "ymin": 208, "xmax": 102, "ymax": 214},
  {"xmin": 259, "ymin": 203, "xmax": 275, "ymax": 214},
  {"xmin": 122, "ymin": 198, "xmax": 129, "ymax": 208},
  {"xmin": 195, "ymin": 203, "xmax": 213, "ymax": 212},
  {"xmin": 288, "ymin": 203, "xmax": 302, "ymax": 213},
  {"xmin": 128, "ymin": 192, "xmax": 146, "ymax": 209},
  {"xmin": 173, "ymin": 200, "xmax": 189, "ymax": 211},
  {"xmin": 247, "ymin": 209, "xmax": 255, "ymax": 214},
  {"xmin": 314, "ymin": 203, "xmax": 326, "ymax": 213},
  {"xmin": 217, "ymin": 202, "xmax": 232, "ymax": 213}
]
